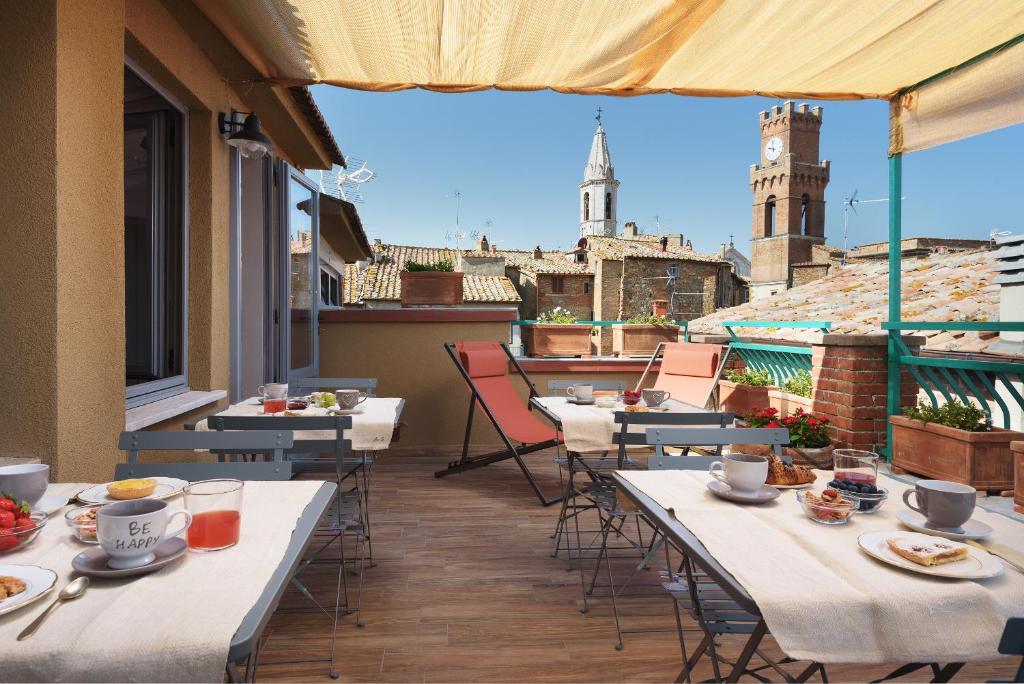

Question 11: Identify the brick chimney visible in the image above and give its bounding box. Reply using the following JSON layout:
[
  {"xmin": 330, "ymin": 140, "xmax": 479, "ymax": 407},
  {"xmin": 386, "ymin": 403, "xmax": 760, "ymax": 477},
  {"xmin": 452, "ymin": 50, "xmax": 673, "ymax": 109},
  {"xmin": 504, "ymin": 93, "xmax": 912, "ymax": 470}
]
[
  {"xmin": 665, "ymin": 234, "xmax": 684, "ymax": 248},
  {"xmin": 533, "ymin": 245, "xmax": 543, "ymax": 260},
  {"xmin": 623, "ymin": 221, "xmax": 639, "ymax": 238},
  {"xmin": 992, "ymin": 233, "xmax": 1024, "ymax": 352},
  {"xmin": 476, "ymin": 234, "xmax": 489, "ymax": 252}
]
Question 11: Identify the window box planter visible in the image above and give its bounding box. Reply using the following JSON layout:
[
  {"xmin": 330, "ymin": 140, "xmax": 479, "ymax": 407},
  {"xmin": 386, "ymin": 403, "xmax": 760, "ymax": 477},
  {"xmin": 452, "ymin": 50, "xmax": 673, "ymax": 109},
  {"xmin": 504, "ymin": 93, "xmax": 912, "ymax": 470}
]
[
  {"xmin": 611, "ymin": 324, "xmax": 679, "ymax": 357},
  {"xmin": 889, "ymin": 415, "xmax": 1024, "ymax": 491},
  {"xmin": 718, "ymin": 380, "xmax": 777, "ymax": 416},
  {"xmin": 1012, "ymin": 441, "xmax": 1023, "ymax": 514},
  {"xmin": 521, "ymin": 324, "xmax": 593, "ymax": 357},
  {"xmin": 769, "ymin": 389, "xmax": 813, "ymax": 416},
  {"xmin": 400, "ymin": 271, "xmax": 464, "ymax": 307}
]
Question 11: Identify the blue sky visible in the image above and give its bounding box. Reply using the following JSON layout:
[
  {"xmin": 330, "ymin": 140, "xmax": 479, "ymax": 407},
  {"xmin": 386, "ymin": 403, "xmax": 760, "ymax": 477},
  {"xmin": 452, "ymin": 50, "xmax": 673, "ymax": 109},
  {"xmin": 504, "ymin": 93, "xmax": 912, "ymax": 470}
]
[{"xmin": 310, "ymin": 85, "xmax": 1023, "ymax": 257}]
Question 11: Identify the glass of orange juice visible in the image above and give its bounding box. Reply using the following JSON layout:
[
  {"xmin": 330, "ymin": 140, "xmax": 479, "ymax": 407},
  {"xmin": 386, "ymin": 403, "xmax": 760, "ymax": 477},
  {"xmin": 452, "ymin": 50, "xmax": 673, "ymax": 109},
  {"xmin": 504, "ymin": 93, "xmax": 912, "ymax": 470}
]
[{"xmin": 183, "ymin": 479, "xmax": 243, "ymax": 551}]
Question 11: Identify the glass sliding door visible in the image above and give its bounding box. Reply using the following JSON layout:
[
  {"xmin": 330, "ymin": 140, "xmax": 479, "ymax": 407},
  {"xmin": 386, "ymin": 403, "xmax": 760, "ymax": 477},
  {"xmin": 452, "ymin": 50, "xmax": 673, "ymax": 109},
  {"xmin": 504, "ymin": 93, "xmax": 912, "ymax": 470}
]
[{"xmin": 283, "ymin": 169, "xmax": 319, "ymax": 379}]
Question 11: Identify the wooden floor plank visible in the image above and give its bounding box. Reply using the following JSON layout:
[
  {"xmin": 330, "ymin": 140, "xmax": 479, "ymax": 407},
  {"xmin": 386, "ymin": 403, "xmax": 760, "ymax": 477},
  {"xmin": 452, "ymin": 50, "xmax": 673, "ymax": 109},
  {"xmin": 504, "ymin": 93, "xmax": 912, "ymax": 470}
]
[{"xmin": 256, "ymin": 453, "xmax": 1019, "ymax": 682}]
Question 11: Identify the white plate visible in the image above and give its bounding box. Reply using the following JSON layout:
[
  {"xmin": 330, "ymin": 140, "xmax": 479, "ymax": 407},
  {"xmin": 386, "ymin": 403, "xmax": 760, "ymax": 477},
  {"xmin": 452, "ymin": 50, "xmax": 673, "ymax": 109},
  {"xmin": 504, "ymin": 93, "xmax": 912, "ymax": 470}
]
[
  {"xmin": 769, "ymin": 481, "xmax": 814, "ymax": 490},
  {"xmin": 858, "ymin": 531, "xmax": 1003, "ymax": 579},
  {"xmin": 0, "ymin": 564, "xmax": 58, "ymax": 617},
  {"xmin": 33, "ymin": 490, "xmax": 69, "ymax": 516},
  {"xmin": 896, "ymin": 509, "xmax": 993, "ymax": 541},
  {"xmin": 76, "ymin": 477, "xmax": 188, "ymax": 505},
  {"xmin": 707, "ymin": 480, "xmax": 781, "ymax": 504}
]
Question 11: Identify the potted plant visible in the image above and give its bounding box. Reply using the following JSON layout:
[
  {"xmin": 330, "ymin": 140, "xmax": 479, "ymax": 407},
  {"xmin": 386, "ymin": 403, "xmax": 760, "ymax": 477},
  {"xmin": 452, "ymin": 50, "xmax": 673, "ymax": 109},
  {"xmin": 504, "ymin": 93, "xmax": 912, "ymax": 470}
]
[
  {"xmin": 612, "ymin": 314, "xmax": 680, "ymax": 356},
  {"xmin": 520, "ymin": 307, "xmax": 593, "ymax": 357},
  {"xmin": 890, "ymin": 400, "xmax": 1023, "ymax": 491},
  {"xmin": 769, "ymin": 369, "xmax": 815, "ymax": 415},
  {"xmin": 400, "ymin": 259, "xmax": 464, "ymax": 306},
  {"xmin": 737, "ymin": 406, "xmax": 834, "ymax": 469},
  {"xmin": 718, "ymin": 368, "xmax": 777, "ymax": 415}
]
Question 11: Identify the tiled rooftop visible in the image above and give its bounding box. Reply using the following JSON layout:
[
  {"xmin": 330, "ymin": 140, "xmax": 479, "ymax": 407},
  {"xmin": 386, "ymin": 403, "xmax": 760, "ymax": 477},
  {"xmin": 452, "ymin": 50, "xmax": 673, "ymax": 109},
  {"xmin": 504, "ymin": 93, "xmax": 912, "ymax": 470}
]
[
  {"xmin": 586, "ymin": 235, "xmax": 725, "ymax": 263},
  {"xmin": 689, "ymin": 249, "xmax": 1002, "ymax": 353},
  {"xmin": 344, "ymin": 244, "xmax": 521, "ymax": 305}
]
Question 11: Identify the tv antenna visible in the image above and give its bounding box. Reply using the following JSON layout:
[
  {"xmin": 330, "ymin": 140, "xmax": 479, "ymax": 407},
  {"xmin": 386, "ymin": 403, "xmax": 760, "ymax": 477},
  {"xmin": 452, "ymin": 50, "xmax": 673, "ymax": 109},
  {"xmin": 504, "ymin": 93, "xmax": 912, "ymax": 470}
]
[
  {"xmin": 841, "ymin": 189, "xmax": 904, "ymax": 264},
  {"xmin": 317, "ymin": 158, "xmax": 376, "ymax": 204}
]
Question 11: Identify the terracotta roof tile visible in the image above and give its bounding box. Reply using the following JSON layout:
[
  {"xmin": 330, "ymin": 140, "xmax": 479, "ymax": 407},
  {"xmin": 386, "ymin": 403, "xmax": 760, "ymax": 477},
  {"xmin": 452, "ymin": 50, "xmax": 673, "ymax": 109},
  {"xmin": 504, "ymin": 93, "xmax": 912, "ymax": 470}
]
[
  {"xmin": 585, "ymin": 235, "xmax": 724, "ymax": 263},
  {"xmin": 689, "ymin": 249, "xmax": 1001, "ymax": 353}
]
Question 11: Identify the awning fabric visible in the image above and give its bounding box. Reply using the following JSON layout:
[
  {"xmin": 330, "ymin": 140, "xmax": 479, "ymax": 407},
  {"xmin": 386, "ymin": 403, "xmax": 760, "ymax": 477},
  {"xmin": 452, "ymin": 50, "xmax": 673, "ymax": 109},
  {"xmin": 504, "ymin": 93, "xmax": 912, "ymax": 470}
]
[{"xmin": 195, "ymin": 0, "xmax": 1024, "ymax": 154}]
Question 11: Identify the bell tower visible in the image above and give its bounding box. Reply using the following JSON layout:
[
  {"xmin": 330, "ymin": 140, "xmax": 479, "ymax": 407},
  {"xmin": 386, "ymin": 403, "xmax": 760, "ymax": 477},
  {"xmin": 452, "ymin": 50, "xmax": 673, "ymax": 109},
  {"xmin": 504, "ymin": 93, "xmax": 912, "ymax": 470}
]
[
  {"xmin": 749, "ymin": 102, "xmax": 830, "ymax": 300},
  {"xmin": 580, "ymin": 109, "xmax": 619, "ymax": 238}
]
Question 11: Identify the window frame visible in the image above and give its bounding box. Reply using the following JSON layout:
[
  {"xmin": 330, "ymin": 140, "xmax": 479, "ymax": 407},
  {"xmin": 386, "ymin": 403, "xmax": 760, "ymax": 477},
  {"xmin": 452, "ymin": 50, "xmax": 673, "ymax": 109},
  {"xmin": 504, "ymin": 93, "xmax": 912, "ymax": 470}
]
[
  {"xmin": 123, "ymin": 57, "xmax": 190, "ymax": 409},
  {"xmin": 320, "ymin": 264, "xmax": 341, "ymax": 308},
  {"xmin": 280, "ymin": 166, "xmax": 320, "ymax": 381}
]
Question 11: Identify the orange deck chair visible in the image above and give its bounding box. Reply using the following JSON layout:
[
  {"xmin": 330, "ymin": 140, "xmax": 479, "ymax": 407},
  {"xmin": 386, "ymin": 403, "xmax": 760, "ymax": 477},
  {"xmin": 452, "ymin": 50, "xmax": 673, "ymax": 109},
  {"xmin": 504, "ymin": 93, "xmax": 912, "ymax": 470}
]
[
  {"xmin": 634, "ymin": 341, "xmax": 727, "ymax": 409},
  {"xmin": 437, "ymin": 341, "xmax": 563, "ymax": 505}
]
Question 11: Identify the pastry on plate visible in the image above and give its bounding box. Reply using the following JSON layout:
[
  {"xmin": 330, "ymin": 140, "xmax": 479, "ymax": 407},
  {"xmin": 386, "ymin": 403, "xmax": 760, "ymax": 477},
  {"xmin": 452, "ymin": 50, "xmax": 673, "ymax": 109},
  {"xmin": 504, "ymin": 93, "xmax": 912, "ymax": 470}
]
[
  {"xmin": 106, "ymin": 478, "xmax": 157, "ymax": 500},
  {"xmin": 0, "ymin": 575, "xmax": 27, "ymax": 601},
  {"xmin": 886, "ymin": 533, "xmax": 969, "ymax": 566},
  {"xmin": 765, "ymin": 454, "xmax": 816, "ymax": 486},
  {"xmin": 624, "ymin": 404, "xmax": 649, "ymax": 413}
]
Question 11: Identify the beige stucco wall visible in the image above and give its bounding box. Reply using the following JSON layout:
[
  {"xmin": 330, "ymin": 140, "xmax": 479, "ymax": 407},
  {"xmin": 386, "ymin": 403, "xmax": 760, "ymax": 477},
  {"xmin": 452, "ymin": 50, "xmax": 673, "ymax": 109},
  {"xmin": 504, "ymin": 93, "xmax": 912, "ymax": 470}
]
[{"xmin": 319, "ymin": 320, "xmax": 651, "ymax": 455}]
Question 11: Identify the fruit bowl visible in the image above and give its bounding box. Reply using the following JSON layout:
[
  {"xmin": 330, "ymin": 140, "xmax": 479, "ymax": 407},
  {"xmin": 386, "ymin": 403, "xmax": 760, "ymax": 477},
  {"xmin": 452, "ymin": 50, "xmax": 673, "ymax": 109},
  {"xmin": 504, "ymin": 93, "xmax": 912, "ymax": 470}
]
[
  {"xmin": 619, "ymin": 390, "xmax": 642, "ymax": 406},
  {"xmin": 0, "ymin": 512, "xmax": 47, "ymax": 554},
  {"xmin": 839, "ymin": 488, "xmax": 889, "ymax": 514},
  {"xmin": 796, "ymin": 490, "xmax": 854, "ymax": 525},
  {"xmin": 65, "ymin": 504, "xmax": 103, "ymax": 544}
]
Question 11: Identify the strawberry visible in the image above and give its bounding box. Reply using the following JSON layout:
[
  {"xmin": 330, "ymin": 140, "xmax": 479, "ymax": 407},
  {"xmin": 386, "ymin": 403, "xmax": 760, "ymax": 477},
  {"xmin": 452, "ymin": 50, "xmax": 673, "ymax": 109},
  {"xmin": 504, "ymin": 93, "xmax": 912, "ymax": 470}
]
[
  {"xmin": 0, "ymin": 495, "xmax": 15, "ymax": 512},
  {"xmin": 0, "ymin": 510, "xmax": 15, "ymax": 529},
  {"xmin": 13, "ymin": 517, "xmax": 34, "ymax": 533},
  {"xmin": 0, "ymin": 529, "xmax": 18, "ymax": 552}
]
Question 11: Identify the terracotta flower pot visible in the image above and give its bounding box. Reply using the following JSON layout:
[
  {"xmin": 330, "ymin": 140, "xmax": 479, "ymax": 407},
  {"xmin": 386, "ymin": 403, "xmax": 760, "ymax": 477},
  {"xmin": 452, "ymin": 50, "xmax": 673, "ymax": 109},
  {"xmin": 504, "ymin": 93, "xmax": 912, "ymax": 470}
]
[
  {"xmin": 890, "ymin": 415, "xmax": 1024, "ymax": 491},
  {"xmin": 769, "ymin": 389, "xmax": 813, "ymax": 416},
  {"xmin": 651, "ymin": 300, "xmax": 669, "ymax": 317},
  {"xmin": 1012, "ymin": 441, "xmax": 1024, "ymax": 514},
  {"xmin": 520, "ymin": 324, "xmax": 593, "ymax": 357},
  {"xmin": 784, "ymin": 444, "xmax": 835, "ymax": 470},
  {"xmin": 719, "ymin": 380, "xmax": 777, "ymax": 416},
  {"xmin": 611, "ymin": 324, "xmax": 679, "ymax": 357},
  {"xmin": 400, "ymin": 271, "xmax": 464, "ymax": 306}
]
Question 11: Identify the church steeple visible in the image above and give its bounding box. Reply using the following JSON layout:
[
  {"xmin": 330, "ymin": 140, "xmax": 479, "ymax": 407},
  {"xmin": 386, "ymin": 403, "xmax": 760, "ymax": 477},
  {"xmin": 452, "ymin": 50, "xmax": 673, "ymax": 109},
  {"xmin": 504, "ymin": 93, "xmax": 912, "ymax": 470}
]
[{"xmin": 580, "ymin": 109, "xmax": 620, "ymax": 238}]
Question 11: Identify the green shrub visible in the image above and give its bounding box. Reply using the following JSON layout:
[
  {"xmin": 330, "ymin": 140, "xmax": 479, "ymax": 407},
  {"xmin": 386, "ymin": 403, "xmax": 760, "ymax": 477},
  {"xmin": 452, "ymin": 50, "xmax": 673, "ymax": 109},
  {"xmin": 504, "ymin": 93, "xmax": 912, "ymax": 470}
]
[
  {"xmin": 404, "ymin": 259, "xmax": 454, "ymax": 272},
  {"xmin": 781, "ymin": 370, "xmax": 813, "ymax": 398},
  {"xmin": 537, "ymin": 307, "xmax": 578, "ymax": 324},
  {"xmin": 725, "ymin": 368, "xmax": 773, "ymax": 387},
  {"xmin": 623, "ymin": 314, "xmax": 677, "ymax": 326},
  {"xmin": 902, "ymin": 400, "xmax": 991, "ymax": 432}
]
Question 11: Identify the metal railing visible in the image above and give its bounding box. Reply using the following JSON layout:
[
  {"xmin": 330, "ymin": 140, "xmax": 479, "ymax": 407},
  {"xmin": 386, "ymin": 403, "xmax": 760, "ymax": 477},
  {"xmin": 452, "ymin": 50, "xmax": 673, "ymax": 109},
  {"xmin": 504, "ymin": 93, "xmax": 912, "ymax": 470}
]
[
  {"xmin": 883, "ymin": 322, "xmax": 1024, "ymax": 429},
  {"xmin": 722, "ymin": 321, "xmax": 832, "ymax": 386}
]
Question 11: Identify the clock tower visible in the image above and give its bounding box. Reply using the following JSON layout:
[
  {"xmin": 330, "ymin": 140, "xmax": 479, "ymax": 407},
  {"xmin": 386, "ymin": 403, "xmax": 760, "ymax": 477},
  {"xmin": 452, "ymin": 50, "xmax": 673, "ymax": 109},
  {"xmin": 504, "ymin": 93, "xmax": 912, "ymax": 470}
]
[{"xmin": 749, "ymin": 102, "xmax": 830, "ymax": 300}]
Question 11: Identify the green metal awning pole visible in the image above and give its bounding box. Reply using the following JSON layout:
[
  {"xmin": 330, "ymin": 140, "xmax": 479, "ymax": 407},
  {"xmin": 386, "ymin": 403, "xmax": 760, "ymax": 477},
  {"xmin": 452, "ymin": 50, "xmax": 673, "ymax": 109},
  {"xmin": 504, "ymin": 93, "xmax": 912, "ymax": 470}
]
[{"xmin": 885, "ymin": 153, "xmax": 903, "ymax": 460}]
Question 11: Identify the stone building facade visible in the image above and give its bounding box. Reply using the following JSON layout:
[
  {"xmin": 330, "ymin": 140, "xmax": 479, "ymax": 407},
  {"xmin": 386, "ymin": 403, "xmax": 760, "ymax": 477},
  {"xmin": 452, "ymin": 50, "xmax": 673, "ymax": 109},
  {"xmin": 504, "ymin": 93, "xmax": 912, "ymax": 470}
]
[{"xmin": 749, "ymin": 101, "xmax": 830, "ymax": 300}]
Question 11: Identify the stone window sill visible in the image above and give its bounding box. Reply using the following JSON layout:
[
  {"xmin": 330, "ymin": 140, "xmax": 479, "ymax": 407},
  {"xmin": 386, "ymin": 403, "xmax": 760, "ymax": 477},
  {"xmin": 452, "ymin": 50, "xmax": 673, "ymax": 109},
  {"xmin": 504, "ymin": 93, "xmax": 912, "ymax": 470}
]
[{"xmin": 125, "ymin": 390, "xmax": 227, "ymax": 431}]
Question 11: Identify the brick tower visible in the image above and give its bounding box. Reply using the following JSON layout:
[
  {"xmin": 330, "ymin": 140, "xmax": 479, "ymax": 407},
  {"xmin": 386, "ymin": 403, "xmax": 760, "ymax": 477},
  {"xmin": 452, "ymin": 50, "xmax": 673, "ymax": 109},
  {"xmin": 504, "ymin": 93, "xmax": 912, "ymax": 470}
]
[{"xmin": 749, "ymin": 102, "xmax": 830, "ymax": 300}]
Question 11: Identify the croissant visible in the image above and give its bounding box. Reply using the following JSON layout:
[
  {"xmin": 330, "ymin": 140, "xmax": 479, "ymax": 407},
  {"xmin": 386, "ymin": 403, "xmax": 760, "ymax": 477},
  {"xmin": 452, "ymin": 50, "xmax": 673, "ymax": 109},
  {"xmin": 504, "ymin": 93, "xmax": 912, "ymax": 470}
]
[{"xmin": 766, "ymin": 454, "xmax": 817, "ymax": 485}]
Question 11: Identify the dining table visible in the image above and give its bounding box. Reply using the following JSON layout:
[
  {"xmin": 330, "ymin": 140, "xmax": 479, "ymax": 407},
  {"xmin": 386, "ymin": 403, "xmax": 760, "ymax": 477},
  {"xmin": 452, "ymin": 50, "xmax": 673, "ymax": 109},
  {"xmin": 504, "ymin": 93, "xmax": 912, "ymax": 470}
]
[
  {"xmin": 613, "ymin": 467, "xmax": 1024, "ymax": 682},
  {"xmin": 0, "ymin": 480, "xmax": 336, "ymax": 682}
]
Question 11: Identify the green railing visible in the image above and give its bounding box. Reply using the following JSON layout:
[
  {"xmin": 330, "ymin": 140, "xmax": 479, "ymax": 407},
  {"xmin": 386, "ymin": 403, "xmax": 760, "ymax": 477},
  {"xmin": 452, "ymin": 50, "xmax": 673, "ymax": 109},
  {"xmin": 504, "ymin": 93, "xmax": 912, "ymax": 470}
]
[
  {"xmin": 883, "ymin": 322, "xmax": 1024, "ymax": 430},
  {"xmin": 722, "ymin": 321, "xmax": 832, "ymax": 386}
]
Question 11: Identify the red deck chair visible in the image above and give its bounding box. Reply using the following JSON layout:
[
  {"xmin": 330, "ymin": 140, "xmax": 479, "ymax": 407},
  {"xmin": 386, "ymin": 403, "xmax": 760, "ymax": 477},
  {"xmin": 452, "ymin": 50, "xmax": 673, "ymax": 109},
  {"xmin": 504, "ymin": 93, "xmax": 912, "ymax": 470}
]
[
  {"xmin": 436, "ymin": 341, "xmax": 563, "ymax": 505},
  {"xmin": 634, "ymin": 341, "xmax": 727, "ymax": 409}
]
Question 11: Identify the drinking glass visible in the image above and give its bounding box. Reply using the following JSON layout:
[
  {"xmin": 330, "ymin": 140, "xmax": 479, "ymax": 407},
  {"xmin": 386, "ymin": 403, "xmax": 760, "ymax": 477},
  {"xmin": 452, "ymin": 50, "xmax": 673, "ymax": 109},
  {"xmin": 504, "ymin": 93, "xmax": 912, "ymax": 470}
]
[
  {"xmin": 184, "ymin": 479, "xmax": 243, "ymax": 551},
  {"xmin": 259, "ymin": 382, "xmax": 288, "ymax": 414},
  {"xmin": 832, "ymin": 449, "xmax": 879, "ymax": 486}
]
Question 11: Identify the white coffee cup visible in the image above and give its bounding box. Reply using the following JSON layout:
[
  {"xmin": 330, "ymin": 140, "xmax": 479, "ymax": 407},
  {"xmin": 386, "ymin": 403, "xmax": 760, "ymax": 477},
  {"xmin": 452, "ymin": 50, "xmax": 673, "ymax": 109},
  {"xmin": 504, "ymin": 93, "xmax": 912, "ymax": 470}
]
[
  {"xmin": 97, "ymin": 499, "xmax": 192, "ymax": 569},
  {"xmin": 708, "ymin": 454, "xmax": 769, "ymax": 493},
  {"xmin": 566, "ymin": 384, "xmax": 594, "ymax": 402},
  {"xmin": 335, "ymin": 389, "xmax": 368, "ymax": 410}
]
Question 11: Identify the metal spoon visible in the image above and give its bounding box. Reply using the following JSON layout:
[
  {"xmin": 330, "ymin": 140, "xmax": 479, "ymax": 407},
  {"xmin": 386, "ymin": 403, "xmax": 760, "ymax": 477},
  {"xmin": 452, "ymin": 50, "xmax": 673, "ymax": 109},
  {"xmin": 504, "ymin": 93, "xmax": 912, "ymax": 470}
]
[{"xmin": 17, "ymin": 576, "xmax": 90, "ymax": 641}]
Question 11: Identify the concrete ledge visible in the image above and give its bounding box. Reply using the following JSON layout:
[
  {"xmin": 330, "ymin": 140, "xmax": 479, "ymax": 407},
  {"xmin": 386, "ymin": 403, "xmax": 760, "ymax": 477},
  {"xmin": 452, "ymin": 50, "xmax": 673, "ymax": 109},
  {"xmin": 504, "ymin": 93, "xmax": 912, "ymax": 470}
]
[
  {"xmin": 126, "ymin": 390, "xmax": 227, "ymax": 431},
  {"xmin": 320, "ymin": 308, "xmax": 518, "ymax": 323}
]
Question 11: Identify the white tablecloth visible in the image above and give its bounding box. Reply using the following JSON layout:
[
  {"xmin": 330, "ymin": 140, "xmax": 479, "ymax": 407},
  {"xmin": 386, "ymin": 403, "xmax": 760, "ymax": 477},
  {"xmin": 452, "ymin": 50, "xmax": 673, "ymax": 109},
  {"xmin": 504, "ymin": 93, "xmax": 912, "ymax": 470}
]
[
  {"xmin": 0, "ymin": 480, "xmax": 328, "ymax": 682},
  {"xmin": 534, "ymin": 396, "xmax": 708, "ymax": 453},
  {"xmin": 197, "ymin": 397, "xmax": 403, "ymax": 451},
  {"xmin": 618, "ymin": 469, "xmax": 1024, "ymax": 665}
]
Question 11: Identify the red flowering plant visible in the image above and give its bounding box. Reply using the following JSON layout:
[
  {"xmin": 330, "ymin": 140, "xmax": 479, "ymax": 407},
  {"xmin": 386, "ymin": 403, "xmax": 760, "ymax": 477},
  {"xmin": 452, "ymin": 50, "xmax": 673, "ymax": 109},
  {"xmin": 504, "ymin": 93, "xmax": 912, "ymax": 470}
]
[{"xmin": 740, "ymin": 407, "xmax": 831, "ymax": 448}]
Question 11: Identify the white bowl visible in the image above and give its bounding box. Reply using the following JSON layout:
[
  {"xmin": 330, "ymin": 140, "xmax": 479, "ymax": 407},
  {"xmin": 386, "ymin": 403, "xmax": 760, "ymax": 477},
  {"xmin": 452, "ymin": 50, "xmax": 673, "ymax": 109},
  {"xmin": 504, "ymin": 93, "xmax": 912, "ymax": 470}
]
[{"xmin": 0, "ymin": 464, "xmax": 49, "ymax": 507}]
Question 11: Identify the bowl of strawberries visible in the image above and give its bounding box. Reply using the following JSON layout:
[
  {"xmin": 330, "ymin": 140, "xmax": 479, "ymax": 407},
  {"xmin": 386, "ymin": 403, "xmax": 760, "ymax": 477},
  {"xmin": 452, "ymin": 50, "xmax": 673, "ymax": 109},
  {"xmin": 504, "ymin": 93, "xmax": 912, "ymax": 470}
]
[
  {"xmin": 0, "ymin": 492, "xmax": 46, "ymax": 554},
  {"xmin": 619, "ymin": 389, "xmax": 642, "ymax": 406}
]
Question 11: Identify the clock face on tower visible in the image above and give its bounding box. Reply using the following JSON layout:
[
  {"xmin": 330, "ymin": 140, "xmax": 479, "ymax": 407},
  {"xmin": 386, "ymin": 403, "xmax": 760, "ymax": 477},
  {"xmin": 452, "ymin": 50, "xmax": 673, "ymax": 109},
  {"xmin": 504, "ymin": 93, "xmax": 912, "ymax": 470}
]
[{"xmin": 764, "ymin": 136, "xmax": 784, "ymax": 161}]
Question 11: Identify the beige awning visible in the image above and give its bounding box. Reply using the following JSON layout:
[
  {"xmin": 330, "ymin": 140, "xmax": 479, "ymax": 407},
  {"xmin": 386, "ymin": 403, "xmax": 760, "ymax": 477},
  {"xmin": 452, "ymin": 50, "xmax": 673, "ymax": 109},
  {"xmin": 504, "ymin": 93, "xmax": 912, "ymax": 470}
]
[{"xmin": 194, "ymin": 0, "xmax": 1024, "ymax": 154}]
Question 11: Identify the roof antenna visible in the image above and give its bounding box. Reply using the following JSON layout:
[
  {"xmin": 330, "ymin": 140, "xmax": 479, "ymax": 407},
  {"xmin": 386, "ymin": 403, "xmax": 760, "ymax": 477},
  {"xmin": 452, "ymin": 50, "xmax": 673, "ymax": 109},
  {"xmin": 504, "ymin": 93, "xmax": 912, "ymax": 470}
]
[{"xmin": 595, "ymin": 107, "xmax": 603, "ymax": 126}]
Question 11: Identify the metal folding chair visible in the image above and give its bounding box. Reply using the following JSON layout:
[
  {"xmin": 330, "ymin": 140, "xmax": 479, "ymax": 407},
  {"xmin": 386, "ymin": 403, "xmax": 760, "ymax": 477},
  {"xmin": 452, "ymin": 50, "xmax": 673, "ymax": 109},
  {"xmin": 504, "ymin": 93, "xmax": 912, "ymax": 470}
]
[
  {"xmin": 437, "ymin": 341, "xmax": 563, "ymax": 505},
  {"xmin": 211, "ymin": 416, "xmax": 365, "ymax": 679},
  {"xmin": 116, "ymin": 430, "xmax": 294, "ymax": 481},
  {"xmin": 997, "ymin": 617, "xmax": 1024, "ymax": 683}
]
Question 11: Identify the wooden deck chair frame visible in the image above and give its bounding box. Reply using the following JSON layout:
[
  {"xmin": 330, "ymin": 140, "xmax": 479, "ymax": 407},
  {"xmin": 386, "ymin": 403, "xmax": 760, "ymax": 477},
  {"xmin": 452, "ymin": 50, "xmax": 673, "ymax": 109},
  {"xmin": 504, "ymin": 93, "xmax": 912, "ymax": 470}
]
[
  {"xmin": 436, "ymin": 341, "xmax": 562, "ymax": 506},
  {"xmin": 633, "ymin": 341, "xmax": 729, "ymax": 410}
]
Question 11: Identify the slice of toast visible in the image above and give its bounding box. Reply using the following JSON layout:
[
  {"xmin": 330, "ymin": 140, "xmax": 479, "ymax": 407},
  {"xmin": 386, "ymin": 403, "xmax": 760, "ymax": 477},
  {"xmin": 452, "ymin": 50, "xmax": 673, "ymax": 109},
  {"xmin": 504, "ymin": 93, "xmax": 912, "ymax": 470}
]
[{"xmin": 886, "ymin": 534, "xmax": 969, "ymax": 566}]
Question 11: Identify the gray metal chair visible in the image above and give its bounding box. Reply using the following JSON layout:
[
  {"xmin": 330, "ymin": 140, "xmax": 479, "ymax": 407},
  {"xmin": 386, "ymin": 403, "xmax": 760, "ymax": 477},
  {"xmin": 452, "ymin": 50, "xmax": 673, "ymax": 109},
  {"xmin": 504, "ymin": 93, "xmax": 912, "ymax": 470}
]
[
  {"xmin": 116, "ymin": 430, "xmax": 294, "ymax": 482},
  {"xmin": 996, "ymin": 617, "xmax": 1024, "ymax": 683}
]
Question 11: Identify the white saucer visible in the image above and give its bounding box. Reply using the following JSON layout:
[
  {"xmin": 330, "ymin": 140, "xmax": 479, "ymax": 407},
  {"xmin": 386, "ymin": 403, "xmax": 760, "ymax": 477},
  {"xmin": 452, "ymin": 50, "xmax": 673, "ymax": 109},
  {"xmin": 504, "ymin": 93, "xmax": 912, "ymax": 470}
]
[
  {"xmin": 0, "ymin": 564, "xmax": 58, "ymax": 617},
  {"xmin": 71, "ymin": 537, "xmax": 188, "ymax": 578},
  {"xmin": 34, "ymin": 490, "xmax": 69, "ymax": 516},
  {"xmin": 896, "ymin": 509, "xmax": 993, "ymax": 541},
  {"xmin": 769, "ymin": 481, "xmax": 814, "ymax": 490},
  {"xmin": 707, "ymin": 479, "xmax": 781, "ymax": 504},
  {"xmin": 858, "ymin": 531, "xmax": 1002, "ymax": 579},
  {"xmin": 566, "ymin": 398, "xmax": 597, "ymax": 406}
]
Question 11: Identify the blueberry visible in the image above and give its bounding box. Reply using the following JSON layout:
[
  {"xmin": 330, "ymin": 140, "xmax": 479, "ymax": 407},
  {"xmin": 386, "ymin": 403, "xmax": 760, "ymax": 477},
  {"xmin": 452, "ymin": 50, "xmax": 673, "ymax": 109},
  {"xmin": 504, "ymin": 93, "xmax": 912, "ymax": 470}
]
[{"xmin": 865, "ymin": 484, "xmax": 876, "ymax": 494}]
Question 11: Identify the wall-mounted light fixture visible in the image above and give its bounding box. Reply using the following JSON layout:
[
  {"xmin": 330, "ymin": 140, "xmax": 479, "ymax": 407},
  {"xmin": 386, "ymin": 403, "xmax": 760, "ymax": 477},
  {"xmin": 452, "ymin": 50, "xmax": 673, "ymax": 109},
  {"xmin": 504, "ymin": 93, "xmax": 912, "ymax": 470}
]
[{"xmin": 218, "ymin": 112, "xmax": 273, "ymax": 159}]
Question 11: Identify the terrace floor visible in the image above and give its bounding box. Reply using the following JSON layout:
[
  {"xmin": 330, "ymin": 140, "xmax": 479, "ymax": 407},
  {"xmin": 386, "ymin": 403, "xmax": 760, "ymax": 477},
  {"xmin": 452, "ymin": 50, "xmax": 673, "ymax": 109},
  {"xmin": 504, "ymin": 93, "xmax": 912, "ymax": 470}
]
[{"xmin": 257, "ymin": 453, "xmax": 1019, "ymax": 682}]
